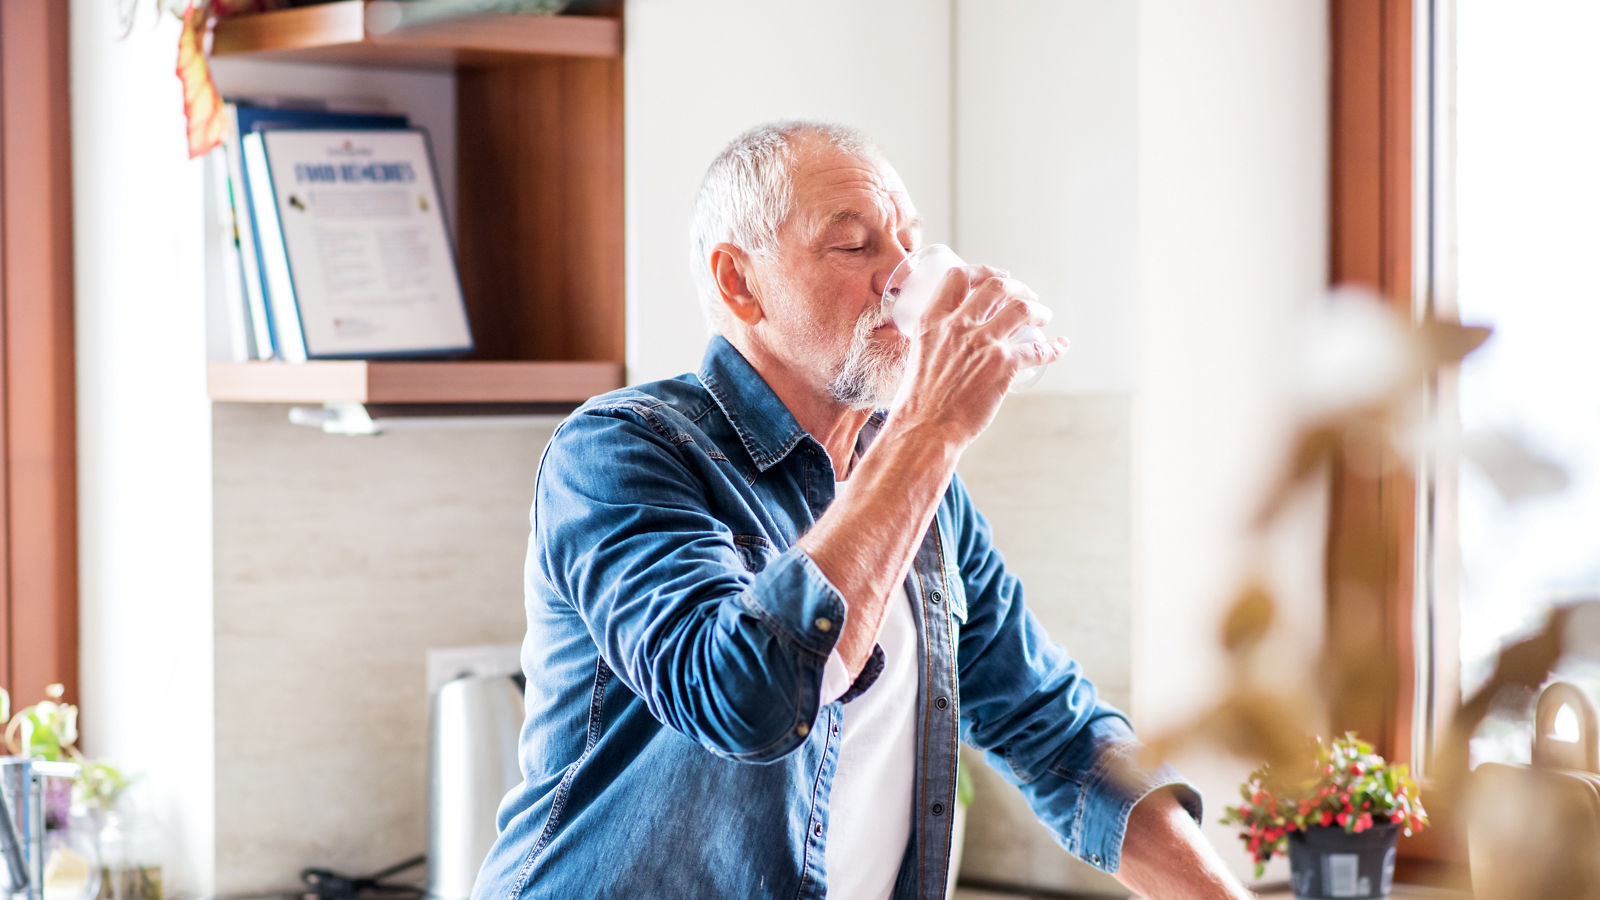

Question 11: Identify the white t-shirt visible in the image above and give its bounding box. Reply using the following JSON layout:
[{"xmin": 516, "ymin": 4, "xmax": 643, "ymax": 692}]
[{"xmin": 818, "ymin": 578, "xmax": 919, "ymax": 899}]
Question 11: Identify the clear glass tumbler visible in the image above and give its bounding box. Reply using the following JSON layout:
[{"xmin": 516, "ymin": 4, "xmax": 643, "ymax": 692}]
[{"xmin": 883, "ymin": 244, "xmax": 1052, "ymax": 390}]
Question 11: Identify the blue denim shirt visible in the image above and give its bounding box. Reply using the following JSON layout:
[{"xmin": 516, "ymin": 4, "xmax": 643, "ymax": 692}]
[{"xmin": 473, "ymin": 337, "xmax": 1201, "ymax": 900}]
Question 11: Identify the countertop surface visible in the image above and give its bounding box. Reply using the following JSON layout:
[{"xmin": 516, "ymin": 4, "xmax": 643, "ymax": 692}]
[{"xmin": 954, "ymin": 886, "xmax": 1465, "ymax": 899}]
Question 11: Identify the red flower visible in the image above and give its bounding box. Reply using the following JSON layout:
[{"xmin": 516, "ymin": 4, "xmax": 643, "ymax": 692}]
[
  {"xmin": 1321, "ymin": 810, "xmax": 1334, "ymax": 826},
  {"xmin": 1337, "ymin": 811, "xmax": 1351, "ymax": 827}
]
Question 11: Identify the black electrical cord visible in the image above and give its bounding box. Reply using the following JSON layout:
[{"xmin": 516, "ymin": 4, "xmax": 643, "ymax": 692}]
[
  {"xmin": 192, "ymin": 853, "xmax": 426, "ymax": 900},
  {"xmin": 300, "ymin": 854, "xmax": 427, "ymax": 900}
]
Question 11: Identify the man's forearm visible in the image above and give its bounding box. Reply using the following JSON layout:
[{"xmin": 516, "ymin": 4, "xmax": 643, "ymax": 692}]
[
  {"xmin": 1118, "ymin": 788, "xmax": 1255, "ymax": 900},
  {"xmin": 796, "ymin": 419, "xmax": 960, "ymax": 676}
]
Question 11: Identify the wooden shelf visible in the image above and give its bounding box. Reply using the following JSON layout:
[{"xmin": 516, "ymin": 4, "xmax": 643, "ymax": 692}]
[
  {"xmin": 212, "ymin": 1, "xmax": 622, "ymax": 68},
  {"xmin": 207, "ymin": 360, "xmax": 624, "ymax": 405},
  {"xmin": 207, "ymin": 1, "xmax": 627, "ymax": 413}
]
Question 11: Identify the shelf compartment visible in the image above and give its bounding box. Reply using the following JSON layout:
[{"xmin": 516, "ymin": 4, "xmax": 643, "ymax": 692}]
[
  {"xmin": 208, "ymin": 360, "xmax": 624, "ymax": 405},
  {"xmin": 212, "ymin": 1, "xmax": 622, "ymax": 68}
]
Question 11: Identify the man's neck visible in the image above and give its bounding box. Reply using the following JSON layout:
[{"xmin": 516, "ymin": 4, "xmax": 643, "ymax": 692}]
[{"xmin": 726, "ymin": 333, "xmax": 874, "ymax": 479}]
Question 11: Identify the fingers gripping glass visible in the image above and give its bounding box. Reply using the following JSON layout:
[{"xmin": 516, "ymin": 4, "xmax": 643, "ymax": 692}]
[{"xmin": 883, "ymin": 244, "xmax": 1053, "ymax": 391}]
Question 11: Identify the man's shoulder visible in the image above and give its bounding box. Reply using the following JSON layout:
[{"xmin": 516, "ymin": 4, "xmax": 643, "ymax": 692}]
[{"xmin": 555, "ymin": 372, "xmax": 719, "ymax": 445}]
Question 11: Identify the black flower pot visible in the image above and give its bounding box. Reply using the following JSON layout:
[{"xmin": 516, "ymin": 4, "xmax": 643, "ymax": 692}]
[{"xmin": 1287, "ymin": 822, "xmax": 1400, "ymax": 899}]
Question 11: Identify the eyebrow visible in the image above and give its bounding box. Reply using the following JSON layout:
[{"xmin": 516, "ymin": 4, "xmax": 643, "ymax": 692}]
[{"xmin": 818, "ymin": 208, "xmax": 925, "ymax": 233}]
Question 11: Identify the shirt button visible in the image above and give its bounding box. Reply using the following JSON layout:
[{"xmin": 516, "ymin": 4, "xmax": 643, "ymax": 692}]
[
  {"xmin": 814, "ymin": 617, "xmax": 832, "ymax": 633},
  {"xmin": 1090, "ymin": 853, "xmax": 1102, "ymax": 866},
  {"xmin": 931, "ymin": 802, "xmax": 945, "ymax": 816},
  {"xmin": 814, "ymin": 823, "xmax": 824, "ymax": 838},
  {"xmin": 929, "ymin": 589, "xmax": 943, "ymax": 604},
  {"xmin": 796, "ymin": 723, "xmax": 810, "ymax": 737},
  {"xmin": 935, "ymin": 697, "xmax": 948, "ymax": 710}
]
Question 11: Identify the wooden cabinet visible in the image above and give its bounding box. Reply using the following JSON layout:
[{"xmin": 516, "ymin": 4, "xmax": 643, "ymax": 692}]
[{"xmin": 205, "ymin": 0, "xmax": 624, "ymax": 405}]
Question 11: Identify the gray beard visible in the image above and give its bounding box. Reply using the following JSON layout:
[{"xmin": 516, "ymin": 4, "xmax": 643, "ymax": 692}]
[{"xmin": 826, "ymin": 311, "xmax": 905, "ymax": 410}]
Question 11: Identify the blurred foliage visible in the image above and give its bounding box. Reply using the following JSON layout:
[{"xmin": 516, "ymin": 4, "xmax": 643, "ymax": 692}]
[{"xmin": 4, "ymin": 683, "xmax": 133, "ymax": 815}]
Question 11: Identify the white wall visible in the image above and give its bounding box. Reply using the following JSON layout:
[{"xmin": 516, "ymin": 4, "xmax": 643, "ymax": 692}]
[
  {"xmin": 623, "ymin": 0, "xmax": 954, "ymax": 385},
  {"xmin": 1133, "ymin": 0, "xmax": 1330, "ymax": 881},
  {"xmin": 71, "ymin": 4, "xmax": 462, "ymax": 894},
  {"xmin": 71, "ymin": 3, "xmax": 217, "ymax": 893},
  {"xmin": 950, "ymin": 0, "xmax": 1330, "ymax": 888},
  {"xmin": 955, "ymin": 0, "xmax": 1142, "ymax": 395}
]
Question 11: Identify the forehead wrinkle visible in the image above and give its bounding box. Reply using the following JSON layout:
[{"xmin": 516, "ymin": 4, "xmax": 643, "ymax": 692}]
[
  {"xmin": 787, "ymin": 144, "xmax": 919, "ymax": 244},
  {"xmin": 811, "ymin": 200, "xmax": 921, "ymax": 236}
]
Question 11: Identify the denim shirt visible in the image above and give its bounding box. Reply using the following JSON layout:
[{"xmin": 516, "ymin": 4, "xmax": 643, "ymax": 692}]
[{"xmin": 473, "ymin": 337, "xmax": 1201, "ymax": 900}]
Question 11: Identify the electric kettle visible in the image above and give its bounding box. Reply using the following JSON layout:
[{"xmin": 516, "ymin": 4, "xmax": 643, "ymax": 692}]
[{"xmin": 425, "ymin": 673, "xmax": 525, "ymax": 900}]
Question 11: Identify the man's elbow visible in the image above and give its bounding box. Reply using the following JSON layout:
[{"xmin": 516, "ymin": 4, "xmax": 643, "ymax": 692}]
[{"xmin": 694, "ymin": 701, "xmax": 818, "ymax": 763}]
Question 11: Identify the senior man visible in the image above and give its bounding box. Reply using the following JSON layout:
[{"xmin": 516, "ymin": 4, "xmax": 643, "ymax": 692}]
[{"xmin": 473, "ymin": 121, "xmax": 1251, "ymax": 900}]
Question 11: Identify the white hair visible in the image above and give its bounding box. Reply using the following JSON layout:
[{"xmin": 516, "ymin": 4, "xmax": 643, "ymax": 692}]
[{"xmin": 688, "ymin": 120, "xmax": 882, "ymax": 333}]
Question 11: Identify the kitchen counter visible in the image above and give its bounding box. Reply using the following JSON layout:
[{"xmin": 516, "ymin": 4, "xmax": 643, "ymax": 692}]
[{"xmin": 954, "ymin": 885, "xmax": 1466, "ymax": 899}]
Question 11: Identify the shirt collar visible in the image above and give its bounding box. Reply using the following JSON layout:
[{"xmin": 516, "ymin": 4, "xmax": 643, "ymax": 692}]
[{"xmin": 697, "ymin": 336, "xmax": 812, "ymax": 472}]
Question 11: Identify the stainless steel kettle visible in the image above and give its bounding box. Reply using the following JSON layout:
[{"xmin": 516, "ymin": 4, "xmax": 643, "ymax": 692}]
[{"xmin": 425, "ymin": 673, "xmax": 525, "ymax": 900}]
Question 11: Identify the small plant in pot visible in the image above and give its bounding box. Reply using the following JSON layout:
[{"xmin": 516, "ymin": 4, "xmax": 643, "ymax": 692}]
[{"xmin": 1221, "ymin": 733, "xmax": 1428, "ymax": 899}]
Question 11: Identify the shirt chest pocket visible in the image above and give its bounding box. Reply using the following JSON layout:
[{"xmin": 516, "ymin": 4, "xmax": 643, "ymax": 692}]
[
  {"xmin": 941, "ymin": 571, "xmax": 970, "ymax": 624},
  {"xmin": 731, "ymin": 534, "xmax": 777, "ymax": 573}
]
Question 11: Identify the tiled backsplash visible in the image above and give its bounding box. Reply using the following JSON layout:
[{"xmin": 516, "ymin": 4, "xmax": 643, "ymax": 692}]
[
  {"xmin": 209, "ymin": 392, "xmax": 1136, "ymax": 893},
  {"xmin": 957, "ymin": 392, "xmax": 1134, "ymax": 895},
  {"xmin": 211, "ymin": 404, "xmax": 553, "ymax": 894}
]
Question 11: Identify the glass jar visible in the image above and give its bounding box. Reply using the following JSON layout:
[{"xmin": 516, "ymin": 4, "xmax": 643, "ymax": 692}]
[{"xmin": 92, "ymin": 808, "xmax": 160, "ymax": 900}]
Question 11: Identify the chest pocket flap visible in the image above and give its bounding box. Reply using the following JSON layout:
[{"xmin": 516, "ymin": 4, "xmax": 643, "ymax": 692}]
[
  {"xmin": 930, "ymin": 514, "xmax": 969, "ymax": 624},
  {"xmin": 942, "ymin": 562, "xmax": 969, "ymax": 623}
]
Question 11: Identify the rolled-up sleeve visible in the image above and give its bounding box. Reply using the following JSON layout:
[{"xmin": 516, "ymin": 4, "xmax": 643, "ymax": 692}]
[
  {"xmin": 534, "ymin": 403, "xmax": 846, "ymax": 763},
  {"xmin": 946, "ymin": 475, "xmax": 1202, "ymax": 873}
]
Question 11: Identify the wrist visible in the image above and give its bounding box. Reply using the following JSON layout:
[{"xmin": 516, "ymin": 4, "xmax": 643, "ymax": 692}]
[{"xmin": 875, "ymin": 417, "xmax": 963, "ymax": 473}]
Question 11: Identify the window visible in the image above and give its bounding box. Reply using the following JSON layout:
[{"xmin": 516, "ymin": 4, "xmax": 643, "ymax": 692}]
[
  {"xmin": 1449, "ymin": 0, "xmax": 1600, "ymax": 766},
  {"xmin": 1329, "ymin": 0, "xmax": 1600, "ymax": 878}
]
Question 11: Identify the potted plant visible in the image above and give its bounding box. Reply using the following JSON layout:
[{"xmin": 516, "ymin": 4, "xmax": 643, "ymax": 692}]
[
  {"xmin": 4, "ymin": 684, "xmax": 156, "ymax": 900},
  {"xmin": 1221, "ymin": 733, "xmax": 1428, "ymax": 899},
  {"xmin": 4, "ymin": 683, "xmax": 85, "ymax": 829}
]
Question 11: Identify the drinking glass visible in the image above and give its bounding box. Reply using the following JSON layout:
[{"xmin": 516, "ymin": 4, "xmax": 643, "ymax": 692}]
[{"xmin": 883, "ymin": 244, "xmax": 1053, "ymax": 390}]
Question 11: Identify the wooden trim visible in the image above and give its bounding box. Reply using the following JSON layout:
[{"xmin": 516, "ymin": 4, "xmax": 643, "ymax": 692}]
[
  {"xmin": 212, "ymin": 1, "xmax": 622, "ymax": 66},
  {"xmin": 456, "ymin": 55, "xmax": 625, "ymax": 364},
  {"xmin": 1328, "ymin": 0, "xmax": 1415, "ymax": 745},
  {"xmin": 0, "ymin": 0, "xmax": 10, "ymax": 695},
  {"xmin": 1329, "ymin": 0, "xmax": 1468, "ymax": 876},
  {"xmin": 0, "ymin": 0, "xmax": 77, "ymax": 706},
  {"xmin": 207, "ymin": 360, "xmax": 624, "ymax": 404}
]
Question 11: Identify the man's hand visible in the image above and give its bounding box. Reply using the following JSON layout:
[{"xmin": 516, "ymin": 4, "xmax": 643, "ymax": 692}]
[
  {"xmin": 1117, "ymin": 788, "xmax": 1257, "ymax": 900},
  {"xmin": 799, "ymin": 264, "xmax": 1064, "ymax": 679},
  {"xmin": 889, "ymin": 265, "xmax": 1067, "ymax": 447}
]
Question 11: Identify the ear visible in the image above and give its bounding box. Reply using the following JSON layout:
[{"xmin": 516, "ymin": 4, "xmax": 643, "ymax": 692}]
[{"xmin": 711, "ymin": 243, "xmax": 764, "ymax": 326}]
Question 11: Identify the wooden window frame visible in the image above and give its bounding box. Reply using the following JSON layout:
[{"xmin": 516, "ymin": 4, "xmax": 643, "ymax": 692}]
[
  {"xmin": 0, "ymin": 0, "xmax": 78, "ymax": 711},
  {"xmin": 1329, "ymin": 0, "xmax": 1466, "ymax": 882}
]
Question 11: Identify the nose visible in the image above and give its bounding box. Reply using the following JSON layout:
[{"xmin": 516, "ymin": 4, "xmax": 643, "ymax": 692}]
[{"xmin": 875, "ymin": 246, "xmax": 914, "ymax": 300}]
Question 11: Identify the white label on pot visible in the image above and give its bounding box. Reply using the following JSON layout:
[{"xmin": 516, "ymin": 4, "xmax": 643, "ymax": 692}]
[{"xmin": 1324, "ymin": 854, "xmax": 1360, "ymax": 896}]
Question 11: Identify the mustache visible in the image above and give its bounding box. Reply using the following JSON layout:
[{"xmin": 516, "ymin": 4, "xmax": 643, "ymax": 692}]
[{"xmin": 858, "ymin": 301, "xmax": 893, "ymax": 332}]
